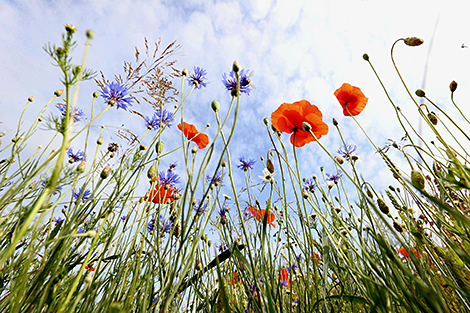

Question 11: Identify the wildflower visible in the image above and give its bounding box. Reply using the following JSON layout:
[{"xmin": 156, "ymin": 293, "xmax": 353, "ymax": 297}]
[
  {"xmin": 54, "ymin": 216, "xmax": 64, "ymax": 224},
  {"xmin": 271, "ymin": 100, "xmax": 329, "ymax": 147},
  {"xmin": 77, "ymin": 227, "xmax": 84, "ymax": 234},
  {"xmin": 398, "ymin": 247, "xmax": 420, "ymax": 260},
  {"xmin": 222, "ymin": 68, "xmax": 253, "ymax": 96},
  {"xmin": 334, "ymin": 83, "xmax": 368, "ymax": 116},
  {"xmin": 193, "ymin": 200, "xmax": 207, "ymax": 215},
  {"xmin": 146, "ymin": 184, "xmax": 179, "ymax": 204},
  {"xmin": 337, "ymin": 144, "xmax": 357, "ymax": 160},
  {"xmin": 215, "ymin": 242, "xmax": 227, "ymax": 252},
  {"xmin": 107, "ymin": 143, "xmax": 119, "ymax": 153},
  {"xmin": 144, "ymin": 113, "xmax": 159, "ymax": 130},
  {"xmin": 219, "ymin": 206, "xmax": 228, "ymax": 218},
  {"xmin": 326, "ymin": 171, "xmax": 342, "ymax": 183},
  {"xmin": 247, "ymin": 206, "xmax": 276, "ymax": 228},
  {"xmin": 56, "ymin": 104, "xmax": 85, "ymax": 122},
  {"xmin": 67, "ymin": 148, "xmax": 86, "ymax": 163},
  {"xmin": 85, "ymin": 265, "xmax": 95, "ymax": 271},
  {"xmin": 187, "ymin": 66, "xmax": 209, "ymax": 89},
  {"xmin": 237, "ymin": 156, "xmax": 256, "ymax": 171},
  {"xmin": 280, "ymin": 268, "xmax": 291, "ymax": 287},
  {"xmin": 147, "ymin": 214, "xmax": 173, "ymax": 235},
  {"xmin": 259, "ymin": 168, "xmax": 276, "ymax": 183},
  {"xmin": 121, "ymin": 216, "xmax": 126, "ymax": 221},
  {"xmin": 73, "ymin": 187, "xmax": 92, "ymax": 202},
  {"xmin": 158, "ymin": 170, "xmax": 180, "ymax": 187},
  {"xmin": 178, "ymin": 122, "xmax": 209, "ymax": 149},
  {"xmin": 41, "ymin": 180, "xmax": 62, "ymax": 195},
  {"xmin": 303, "ymin": 178, "xmax": 317, "ymax": 192},
  {"xmin": 243, "ymin": 207, "xmax": 254, "ymax": 220},
  {"xmin": 311, "ymin": 252, "xmax": 321, "ymax": 264},
  {"xmin": 155, "ymin": 109, "xmax": 174, "ymax": 128},
  {"xmin": 99, "ymin": 81, "xmax": 134, "ymax": 111},
  {"xmin": 206, "ymin": 171, "xmax": 224, "ymax": 185}
]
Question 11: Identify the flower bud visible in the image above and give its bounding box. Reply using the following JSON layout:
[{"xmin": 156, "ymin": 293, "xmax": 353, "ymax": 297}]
[
  {"xmin": 28, "ymin": 96, "xmax": 34, "ymax": 102},
  {"xmin": 366, "ymin": 188, "xmax": 373, "ymax": 198},
  {"xmin": 182, "ymin": 68, "xmax": 189, "ymax": 76},
  {"xmin": 411, "ymin": 169, "xmax": 425, "ymax": 190},
  {"xmin": 267, "ymin": 159, "xmax": 275, "ymax": 174},
  {"xmin": 449, "ymin": 80, "xmax": 457, "ymax": 92},
  {"xmin": 54, "ymin": 89, "xmax": 64, "ymax": 97},
  {"xmin": 221, "ymin": 159, "xmax": 227, "ymax": 167},
  {"xmin": 155, "ymin": 141, "xmax": 164, "ymax": 154},
  {"xmin": 38, "ymin": 116, "xmax": 44, "ymax": 122},
  {"xmin": 191, "ymin": 146, "xmax": 198, "ymax": 154},
  {"xmin": 93, "ymin": 91, "xmax": 99, "ymax": 98},
  {"xmin": 211, "ymin": 100, "xmax": 220, "ymax": 112},
  {"xmin": 147, "ymin": 165, "xmax": 156, "ymax": 180},
  {"xmin": 100, "ymin": 165, "xmax": 111, "ymax": 179},
  {"xmin": 404, "ymin": 37, "xmax": 424, "ymax": 47},
  {"xmin": 428, "ymin": 112, "xmax": 438, "ymax": 125},
  {"xmin": 64, "ymin": 24, "xmax": 77, "ymax": 34},
  {"xmin": 139, "ymin": 144, "xmax": 147, "ymax": 151},
  {"xmin": 302, "ymin": 122, "xmax": 311, "ymax": 132},
  {"xmin": 302, "ymin": 189, "xmax": 309, "ymax": 199},
  {"xmin": 377, "ymin": 198, "xmax": 389, "ymax": 215},
  {"xmin": 334, "ymin": 156, "xmax": 344, "ymax": 165},
  {"xmin": 86, "ymin": 29, "xmax": 95, "ymax": 39},
  {"xmin": 85, "ymin": 230, "xmax": 97, "ymax": 238},
  {"xmin": 97, "ymin": 136, "xmax": 103, "ymax": 145},
  {"xmin": 415, "ymin": 89, "xmax": 425, "ymax": 97},
  {"xmin": 393, "ymin": 221, "xmax": 403, "ymax": 233},
  {"xmin": 362, "ymin": 53, "xmax": 369, "ymax": 61},
  {"xmin": 351, "ymin": 155, "xmax": 359, "ymax": 162},
  {"xmin": 332, "ymin": 118, "xmax": 338, "ymax": 126},
  {"xmin": 77, "ymin": 161, "xmax": 86, "ymax": 173},
  {"xmin": 232, "ymin": 60, "xmax": 240, "ymax": 73},
  {"xmin": 263, "ymin": 118, "xmax": 269, "ymax": 126}
]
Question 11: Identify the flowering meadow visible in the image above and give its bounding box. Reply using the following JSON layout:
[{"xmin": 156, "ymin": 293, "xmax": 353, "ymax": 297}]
[{"xmin": 1, "ymin": 25, "xmax": 470, "ymax": 313}]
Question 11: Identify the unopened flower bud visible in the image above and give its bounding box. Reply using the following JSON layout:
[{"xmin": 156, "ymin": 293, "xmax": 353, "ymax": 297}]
[
  {"xmin": 411, "ymin": 169, "xmax": 425, "ymax": 190},
  {"xmin": 267, "ymin": 159, "xmax": 275, "ymax": 174},
  {"xmin": 93, "ymin": 91, "xmax": 99, "ymax": 98},
  {"xmin": 362, "ymin": 53, "xmax": 369, "ymax": 61},
  {"xmin": 54, "ymin": 89, "xmax": 64, "ymax": 97},
  {"xmin": 351, "ymin": 155, "xmax": 359, "ymax": 162},
  {"xmin": 332, "ymin": 118, "xmax": 338, "ymax": 126},
  {"xmin": 393, "ymin": 221, "xmax": 403, "ymax": 233},
  {"xmin": 191, "ymin": 146, "xmax": 198, "ymax": 154},
  {"xmin": 64, "ymin": 24, "xmax": 77, "ymax": 34},
  {"xmin": 415, "ymin": 89, "xmax": 425, "ymax": 97},
  {"xmin": 28, "ymin": 96, "xmax": 34, "ymax": 102},
  {"xmin": 334, "ymin": 156, "xmax": 344, "ymax": 165},
  {"xmin": 302, "ymin": 122, "xmax": 311, "ymax": 132},
  {"xmin": 404, "ymin": 37, "xmax": 424, "ymax": 47},
  {"xmin": 85, "ymin": 230, "xmax": 97, "ymax": 238},
  {"xmin": 147, "ymin": 165, "xmax": 156, "ymax": 179},
  {"xmin": 221, "ymin": 159, "xmax": 227, "ymax": 167},
  {"xmin": 449, "ymin": 80, "xmax": 458, "ymax": 92},
  {"xmin": 100, "ymin": 165, "xmax": 111, "ymax": 179},
  {"xmin": 97, "ymin": 136, "xmax": 103, "ymax": 145},
  {"xmin": 155, "ymin": 141, "xmax": 164, "ymax": 154},
  {"xmin": 377, "ymin": 198, "xmax": 389, "ymax": 215},
  {"xmin": 211, "ymin": 100, "xmax": 220, "ymax": 112},
  {"xmin": 77, "ymin": 161, "xmax": 86, "ymax": 173},
  {"xmin": 428, "ymin": 112, "xmax": 438, "ymax": 125},
  {"xmin": 232, "ymin": 60, "xmax": 240, "ymax": 73},
  {"xmin": 86, "ymin": 29, "xmax": 95, "ymax": 39},
  {"xmin": 182, "ymin": 68, "xmax": 189, "ymax": 76},
  {"xmin": 38, "ymin": 116, "xmax": 43, "ymax": 122},
  {"xmin": 139, "ymin": 144, "xmax": 146, "ymax": 151},
  {"xmin": 302, "ymin": 189, "xmax": 309, "ymax": 199}
]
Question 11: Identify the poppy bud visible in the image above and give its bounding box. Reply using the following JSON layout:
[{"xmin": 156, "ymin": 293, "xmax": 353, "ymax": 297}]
[
  {"xmin": 147, "ymin": 165, "xmax": 156, "ymax": 179},
  {"xmin": 428, "ymin": 112, "xmax": 438, "ymax": 125},
  {"xmin": 54, "ymin": 89, "xmax": 64, "ymax": 97},
  {"xmin": 191, "ymin": 146, "xmax": 197, "ymax": 154},
  {"xmin": 221, "ymin": 159, "xmax": 227, "ymax": 167},
  {"xmin": 302, "ymin": 189, "xmax": 309, "ymax": 199},
  {"xmin": 263, "ymin": 118, "xmax": 269, "ymax": 126},
  {"xmin": 93, "ymin": 91, "xmax": 99, "ymax": 98},
  {"xmin": 302, "ymin": 122, "xmax": 311, "ymax": 132},
  {"xmin": 86, "ymin": 29, "xmax": 95, "ymax": 40},
  {"xmin": 362, "ymin": 53, "xmax": 369, "ymax": 61},
  {"xmin": 77, "ymin": 161, "xmax": 86, "ymax": 173},
  {"xmin": 28, "ymin": 96, "xmax": 34, "ymax": 102},
  {"xmin": 155, "ymin": 141, "xmax": 164, "ymax": 154},
  {"xmin": 377, "ymin": 198, "xmax": 390, "ymax": 215},
  {"xmin": 97, "ymin": 136, "xmax": 103, "ymax": 145},
  {"xmin": 411, "ymin": 169, "xmax": 425, "ymax": 190},
  {"xmin": 334, "ymin": 156, "xmax": 344, "ymax": 165},
  {"xmin": 335, "ymin": 207, "xmax": 342, "ymax": 214},
  {"xmin": 366, "ymin": 187, "xmax": 373, "ymax": 198},
  {"xmin": 100, "ymin": 165, "xmax": 111, "ymax": 179},
  {"xmin": 182, "ymin": 68, "xmax": 188, "ymax": 76},
  {"xmin": 392, "ymin": 142, "xmax": 399, "ymax": 149},
  {"xmin": 208, "ymin": 240, "xmax": 212, "ymax": 247},
  {"xmin": 404, "ymin": 37, "xmax": 424, "ymax": 47},
  {"xmin": 449, "ymin": 80, "xmax": 458, "ymax": 92},
  {"xmin": 267, "ymin": 159, "xmax": 275, "ymax": 174},
  {"xmin": 211, "ymin": 100, "xmax": 220, "ymax": 112},
  {"xmin": 389, "ymin": 185, "xmax": 395, "ymax": 191},
  {"xmin": 38, "ymin": 116, "xmax": 43, "ymax": 122},
  {"xmin": 393, "ymin": 221, "xmax": 403, "ymax": 233},
  {"xmin": 232, "ymin": 60, "xmax": 240, "ymax": 73},
  {"xmin": 415, "ymin": 89, "xmax": 425, "ymax": 97},
  {"xmin": 139, "ymin": 144, "xmax": 147, "ymax": 151}
]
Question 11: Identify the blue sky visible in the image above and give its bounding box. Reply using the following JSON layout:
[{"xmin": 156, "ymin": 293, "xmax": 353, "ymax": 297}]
[{"xmin": 1, "ymin": 0, "xmax": 469, "ymax": 215}]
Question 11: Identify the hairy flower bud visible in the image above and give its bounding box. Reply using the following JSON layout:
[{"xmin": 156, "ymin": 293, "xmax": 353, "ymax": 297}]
[
  {"xmin": 191, "ymin": 146, "xmax": 198, "ymax": 154},
  {"xmin": 100, "ymin": 165, "xmax": 111, "ymax": 179},
  {"xmin": 267, "ymin": 159, "xmax": 275, "ymax": 174},
  {"xmin": 97, "ymin": 136, "xmax": 103, "ymax": 145},
  {"xmin": 211, "ymin": 100, "xmax": 220, "ymax": 112},
  {"xmin": 393, "ymin": 221, "xmax": 403, "ymax": 233},
  {"xmin": 38, "ymin": 116, "xmax": 44, "ymax": 122},
  {"xmin": 221, "ymin": 159, "xmax": 227, "ymax": 167},
  {"xmin": 263, "ymin": 118, "xmax": 269, "ymax": 126},
  {"xmin": 411, "ymin": 169, "xmax": 425, "ymax": 190},
  {"xmin": 86, "ymin": 29, "xmax": 95, "ymax": 39},
  {"xmin": 377, "ymin": 198, "xmax": 390, "ymax": 215},
  {"xmin": 366, "ymin": 188, "xmax": 373, "ymax": 199},
  {"xmin": 54, "ymin": 89, "xmax": 64, "ymax": 97},
  {"xmin": 155, "ymin": 141, "xmax": 164, "ymax": 154},
  {"xmin": 449, "ymin": 80, "xmax": 458, "ymax": 92},
  {"xmin": 77, "ymin": 161, "xmax": 86, "ymax": 173},
  {"xmin": 182, "ymin": 68, "xmax": 188, "ymax": 76},
  {"xmin": 335, "ymin": 156, "xmax": 344, "ymax": 165},
  {"xmin": 28, "ymin": 96, "xmax": 34, "ymax": 102},
  {"xmin": 332, "ymin": 118, "xmax": 338, "ymax": 126},
  {"xmin": 147, "ymin": 165, "xmax": 156, "ymax": 180},
  {"xmin": 428, "ymin": 112, "xmax": 438, "ymax": 125},
  {"xmin": 415, "ymin": 89, "xmax": 425, "ymax": 97},
  {"xmin": 93, "ymin": 91, "xmax": 99, "ymax": 98},
  {"xmin": 404, "ymin": 37, "xmax": 424, "ymax": 47},
  {"xmin": 232, "ymin": 60, "xmax": 240, "ymax": 73}
]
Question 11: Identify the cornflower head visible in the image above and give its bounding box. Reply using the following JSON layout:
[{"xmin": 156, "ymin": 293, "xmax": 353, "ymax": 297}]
[
  {"xmin": 159, "ymin": 170, "xmax": 180, "ymax": 187},
  {"xmin": 218, "ymin": 206, "xmax": 228, "ymax": 218},
  {"xmin": 148, "ymin": 214, "xmax": 173, "ymax": 235},
  {"xmin": 99, "ymin": 81, "xmax": 134, "ymax": 111},
  {"xmin": 144, "ymin": 113, "xmax": 159, "ymax": 131},
  {"xmin": 56, "ymin": 104, "xmax": 85, "ymax": 122},
  {"xmin": 337, "ymin": 144, "xmax": 357, "ymax": 159},
  {"xmin": 193, "ymin": 200, "xmax": 207, "ymax": 215},
  {"xmin": 326, "ymin": 171, "xmax": 342, "ymax": 183},
  {"xmin": 237, "ymin": 156, "xmax": 256, "ymax": 171},
  {"xmin": 303, "ymin": 178, "xmax": 317, "ymax": 192},
  {"xmin": 41, "ymin": 180, "xmax": 62, "ymax": 195},
  {"xmin": 54, "ymin": 216, "xmax": 64, "ymax": 224},
  {"xmin": 155, "ymin": 108, "xmax": 174, "ymax": 128},
  {"xmin": 73, "ymin": 187, "xmax": 92, "ymax": 202},
  {"xmin": 187, "ymin": 66, "xmax": 209, "ymax": 89},
  {"xmin": 121, "ymin": 215, "xmax": 126, "ymax": 221},
  {"xmin": 67, "ymin": 148, "xmax": 86, "ymax": 163},
  {"xmin": 206, "ymin": 171, "xmax": 224, "ymax": 186},
  {"xmin": 243, "ymin": 206, "xmax": 254, "ymax": 220},
  {"xmin": 222, "ymin": 68, "xmax": 253, "ymax": 96},
  {"xmin": 215, "ymin": 242, "xmax": 227, "ymax": 252}
]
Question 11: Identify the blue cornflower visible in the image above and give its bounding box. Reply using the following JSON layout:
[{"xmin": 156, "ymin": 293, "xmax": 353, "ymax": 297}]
[
  {"xmin": 56, "ymin": 104, "xmax": 85, "ymax": 122},
  {"xmin": 219, "ymin": 206, "xmax": 228, "ymax": 218},
  {"xmin": 193, "ymin": 200, "xmax": 207, "ymax": 215},
  {"xmin": 99, "ymin": 81, "xmax": 134, "ymax": 111},
  {"xmin": 73, "ymin": 187, "xmax": 92, "ymax": 202},
  {"xmin": 144, "ymin": 113, "xmax": 159, "ymax": 130},
  {"xmin": 303, "ymin": 178, "xmax": 317, "ymax": 192},
  {"xmin": 147, "ymin": 214, "xmax": 156, "ymax": 233},
  {"xmin": 40, "ymin": 180, "xmax": 62, "ymax": 196},
  {"xmin": 296, "ymin": 254, "xmax": 304, "ymax": 261},
  {"xmin": 215, "ymin": 242, "xmax": 227, "ymax": 252},
  {"xmin": 121, "ymin": 215, "xmax": 126, "ymax": 221},
  {"xmin": 222, "ymin": 68, "xmax": 253, "ymax": 96},
  {"xmin": 67, "ymin": 148, "xmax": 86, "ymax": 163},
  {"xmin": 206, "ymin": 171, "xmax": 224, "ymax": 185},
  {"xmin": 337, "ymin": 144, "xmax": 357, "ymax": 159},
  {"xmin": 77, "ymin": 227, "xmax": 84, "ymax": 234},
  {"xmin": 326, "ymin": 171, "xmax": 342, "ymax": 183},
  {"xmin": 54, "ymin": 216, "xmax": 64, "ymax": 224},
  {"xmin": 287, "ymin": 264, "xmax": 297, "ymax": 272},
  {"xmin": 237, "ymin": 156, "xmax": 256, "ymax": 171},
  {"xmin": 243, "ymin": 207, "xmax": 254, "ymax": 220},
  {"xmin": 187, "ymin": 66, "xmax": 209, "ymax": 89},
  {"xmin": 147, "ymin": 214, "xmax": 172, "ymax": 234},
  {"xmin": 159, "ymin": 170, "xmax": 180, "ymax": 187},
  {"xmin": 280, "ymin": 279, "xmax": 289, "ymax": 287},
  {"xmin": 155, "ymin": 109, "xmax": 174, "ymax": 128}
]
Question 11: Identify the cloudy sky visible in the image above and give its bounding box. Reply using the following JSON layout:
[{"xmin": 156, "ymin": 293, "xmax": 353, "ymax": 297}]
[{"xmin": 1, "ymin": 0, "xmax": 469, "ymax": 213}]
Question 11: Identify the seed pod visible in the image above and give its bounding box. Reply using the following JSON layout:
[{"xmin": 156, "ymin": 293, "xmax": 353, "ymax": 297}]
[
  {"xmin": 211, "ymin": 100, "xmax": 220, "ymax": 112},
  {"xmin": 155, "ymin": 141, "xmax": 164, "ymax": 154},
  {"xmin": 415, "ymin": 89, "xmax": 426, "ymax": 97},
  {"xmin": 362, "ymin": 53, "xmax": 369, "ymax": 61},
  {"xmin": 377, "ymin": 198, "xmax": 390, "ymax": 215},
  {"xmin": 411, "ymin": 169, "xmax": 425, "ymax": 190}
]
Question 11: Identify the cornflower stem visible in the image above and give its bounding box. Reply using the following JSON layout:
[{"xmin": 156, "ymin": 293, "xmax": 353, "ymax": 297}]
[
  {"xmin": 24, "ymin": 94, "xmax": 58, "ymax": 139},
  {"xmin": 83, "ymin": 95, "xmax": 97, "ymax": 157},
  {"xmin": 451, "ymin": 92, "xmax": 470, "ymax": 124}
]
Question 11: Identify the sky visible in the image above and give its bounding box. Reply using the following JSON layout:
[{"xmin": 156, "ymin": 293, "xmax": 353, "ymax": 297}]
[{"xmin": 1, "ymin": 0, "xmax": 470, "ymax": 219}]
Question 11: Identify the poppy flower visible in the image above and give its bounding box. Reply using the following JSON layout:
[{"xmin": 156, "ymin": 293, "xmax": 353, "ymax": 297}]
[
  {"xmin": 398, "ymin": 247, "xmax": 420, "ymax": 260},
  {"xmin": 334, "ymin": 83, "xmax": 368, "ymax": 116},
  {"xmin": 311, "ymin": 252, "xmax": 321, "ymax": 264},
  {"xmin": 178, "ymin": 122, "xmax": 209, "ymax": 149},
  {"xmin": 85, "ymin": 266, "xmax": 95, "ymax": 271},
  {"xmin": 280, "ymin": 268, "xmax": 290, "ymax": 287},
  {"xmin": 271, "ymin": 100, "xmax": 328, "ymax": 147},
  {"xmin": 146, "ymin": 183, "xmax": 179, "ymax": 204},
  {"xmin": 247, "ymin": 206, "xmax": 275, "ymax": 228}
]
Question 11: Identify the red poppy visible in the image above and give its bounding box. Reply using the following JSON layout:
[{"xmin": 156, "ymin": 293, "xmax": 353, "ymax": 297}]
[
  {"xmin": 85, "ymin": 265, "xmax": 95, "ymax": 271},
  {"xmin": 271, "ymin": 100, "xmax": 328, "ymax": 147},
  {"xmin": 247, "ymin": 206, "xmax": 275, "ymax": 228},
  {"xmin": 178, "ymin": 122, "xmax": 209, "ymax": 149},
  {"xmin": 398, "ymin": 247, "xmax": 420, "ymax": 260},
  {"xmin": 334, "ymin": 83, "xmax": 368, "ymax": 116},
  {"xmin": 230, "ymin": 271, "xmax": 241, "ymax": 285},
  {"xmin": 280, "ymin": 268, "xmax": 290, "ymax": 287},
  {"xmin": 311, "ymin": 252, "xmax": 321, "ymax": 264},
  {"xmin": 146, "ymin": 183, "xmax": 179, "ymax": 204}
]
